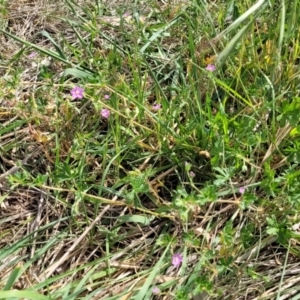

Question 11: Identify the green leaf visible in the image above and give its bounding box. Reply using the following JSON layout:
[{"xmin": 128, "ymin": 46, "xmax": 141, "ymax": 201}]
[
  {"xmin": 140, "ymin": 16, "xmax": 181, "ymax": 53},
  {"xmin": 63, "ymin": 68, "xmax": 94, "ymax": 79},
  {"xmin": 118, "ymin": 215, "xmax": 155, "ymax": 225},
  {"xmin": 0, "ymin": 291, "xmax": 49, "ymax": 300}
]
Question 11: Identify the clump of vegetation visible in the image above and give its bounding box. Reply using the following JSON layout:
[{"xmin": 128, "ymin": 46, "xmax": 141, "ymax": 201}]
[{"xmin": 0, "ymin": 0, "xmax": 300, "ymax": 299}]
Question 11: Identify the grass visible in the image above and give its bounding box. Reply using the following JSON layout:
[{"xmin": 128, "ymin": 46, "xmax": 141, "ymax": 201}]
[{"xmin": 0, "ymin": 0, "xmax": 300, "ymax": 299}]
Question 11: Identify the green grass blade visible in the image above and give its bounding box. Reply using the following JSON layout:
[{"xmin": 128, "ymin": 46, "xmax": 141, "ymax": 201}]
[
  {"xmin": 0, "ymin": 291, "xmax": 49, "ymax": 300},
  {"xmin": 277, "ymin": 0, "xmax": 285, "ymax": 67},
  {"xmin": 218, "ymin": 0, "xmax": 267, "ymax": 37},
  {"xmin": 2, "ymin": 267, "xmax": 22, "ymax": 291},
  {"xmin": 217, "ymin": 14, "xmax": 260, "ymax": 67},
  {"xmin": 134, "ymin": 243, "xmax": 171, "ymax": 300},
  {"xmin": 0, "ymin": 29, "xmax": 69, "ymax": 64},
  {"xmin": 40, "ymin": 30, "xmax": 67, "ymax": 60},
  {"xmin": 0, "ymin": 29, "xmax": 95, "ymax": 75}
]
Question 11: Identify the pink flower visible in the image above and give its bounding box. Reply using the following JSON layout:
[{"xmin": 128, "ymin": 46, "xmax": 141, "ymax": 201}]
[
  {"xmin": 189, "ymin": 171, "xmax": 195, "ymax": 178},
  {"xmin": 152, "ymin": 286, "xmax": 160, "ymax": 295},
  {"xmin": 101, "ymin": 108, "xmax": 110, "ymax": 119},
  {"xmin": 104, "ymin": 94, "xmax": 110, "ymax": 100},
  {"xmin": 239, "ymin": 186, "xmax": 246, "ymax": 194},
  {"xmin": 205, "ymin": 64, "xmax": 216, "ymax": 72},
  {"xmin": 172, "ymin": 253, "xmax": 183, "ymax": 267},
  {"xmin": 70, "ymin": 86, "xmax": 84, "ymax": 100},
  {"xmin": 28, "ymin": 52, "xmax": 37, "ymax": 59},
  {"xmin": 152, "ymin": 104, "xmax": 161, "ymax": 111}
]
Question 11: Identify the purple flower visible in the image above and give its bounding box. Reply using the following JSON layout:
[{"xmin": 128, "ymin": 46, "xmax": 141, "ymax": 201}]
[
  {"xmin": 101, "ymin": 108, "xmax": 110, "ymax": 119},
  {"xmin": 205, "ymin": 64, "xmax": 216, "ymax": 72},
  {"xmin": 70, "ymin": 86, "xmax": 84, "ymax": 100},
  {"xmin": 172, "ymin": 253, "xmax": 183, "ymax": 267},
  {"xmin": 152, "ymin": 286, "xmax": 160, "ymax": 295},
  {"xmin": 104, "ymin": 94, "xmax": 110, "ymax": 100},
  {"xmin": 152, "ymin": 104, "xmax": 161, "ymax": 111},
  {"xmin": 28, "ymin": 52, "xmax": 37, "ymax": 59},
  {"xmin": 189, "ymin": 171, "xmax": 195, "ymax": 178},
  {"xmin": 239, "ymin": 186, "xmax": 246, "ymax": 194}
]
